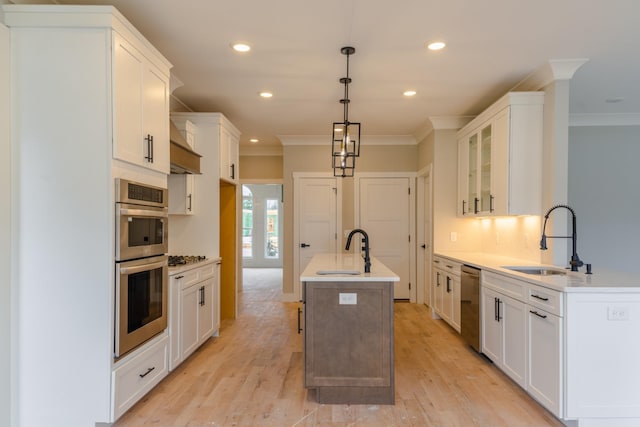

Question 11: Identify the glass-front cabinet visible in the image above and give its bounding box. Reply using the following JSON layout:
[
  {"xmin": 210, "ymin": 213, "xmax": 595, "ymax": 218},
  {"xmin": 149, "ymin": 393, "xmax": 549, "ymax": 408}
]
[
  {"xmin": 459, "ymin": 122, "xmax": 494, "ymax": 216},
  {"xmin": 457, "ymin": 92, "xmax": 544, "ymax": 217}
]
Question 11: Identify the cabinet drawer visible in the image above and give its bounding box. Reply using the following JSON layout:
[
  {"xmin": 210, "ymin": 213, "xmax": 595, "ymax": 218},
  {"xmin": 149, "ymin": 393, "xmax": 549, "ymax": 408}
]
[
  {"xmin": 197, "ymin": 262, "xmax": 216, "ymax": 280},
  {"xmin": 434, "ymin": 257, "xmax": 461, "ymax": 276},
  {"xmin": 112, "ymin": 334, "xmax": 168, "ymax": 421},
  {"xmin": 482, "ymin": 271, "xmax": 527, "ymax": 302},
  {"xmin": 527, "ymin": 283, "xmax": 563, "ymax": 316}
]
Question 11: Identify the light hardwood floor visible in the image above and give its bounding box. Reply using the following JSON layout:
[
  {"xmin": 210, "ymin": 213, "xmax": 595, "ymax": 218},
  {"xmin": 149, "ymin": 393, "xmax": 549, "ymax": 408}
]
[{"xmin": 114, "ymin": 268, "xmax": 564, "ymax": 426}]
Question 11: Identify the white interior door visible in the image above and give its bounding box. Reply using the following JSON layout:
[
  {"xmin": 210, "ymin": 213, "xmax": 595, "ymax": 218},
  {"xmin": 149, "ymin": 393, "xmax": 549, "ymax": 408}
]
[
  {"xmin": 357, "ymin": 176, "xmax": 413, "ymax": 299},
  {"xmin": 294, "ymin": 175, "xmax": 340, "ymax": 299},
  {"xmin": 417, "ymin": 166, "xmax": 433, "ymax": 306}
]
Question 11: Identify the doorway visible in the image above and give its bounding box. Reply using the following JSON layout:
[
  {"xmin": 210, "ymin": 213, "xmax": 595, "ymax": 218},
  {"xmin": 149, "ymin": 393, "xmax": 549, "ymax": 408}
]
[{"xmin": 241, "ymin": 184, "xmax": 283, "ymax": 268}]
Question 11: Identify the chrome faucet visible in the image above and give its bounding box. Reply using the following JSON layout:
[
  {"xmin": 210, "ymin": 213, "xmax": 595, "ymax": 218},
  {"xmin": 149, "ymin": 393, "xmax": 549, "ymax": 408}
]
[
  {"xmin": 540, "ymin": 204, "xmax": 589, "ymax": 273},
  {"xmin": 345, "ymin": 228, "xmax": 371, "ymax": 273}
]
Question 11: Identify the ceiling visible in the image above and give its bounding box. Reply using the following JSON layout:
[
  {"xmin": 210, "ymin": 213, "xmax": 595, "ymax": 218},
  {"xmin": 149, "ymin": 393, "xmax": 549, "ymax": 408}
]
[{"xmin": 19, "ymin": 0, "xmax": 640, "ymax": 149}]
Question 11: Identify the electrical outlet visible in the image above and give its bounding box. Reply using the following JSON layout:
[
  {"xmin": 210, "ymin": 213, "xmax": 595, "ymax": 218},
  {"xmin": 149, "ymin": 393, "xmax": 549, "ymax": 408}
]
[
  {"xmin": 607, "ymin": 306, "xmax": 630, "ymax": 321},
  {"xmin": 339, "ymin": 293, "xmax": 357, "ymax": 305},
  {"xmin": 450, "ymin": 232, "xmax": 457, "ymax": 242}
]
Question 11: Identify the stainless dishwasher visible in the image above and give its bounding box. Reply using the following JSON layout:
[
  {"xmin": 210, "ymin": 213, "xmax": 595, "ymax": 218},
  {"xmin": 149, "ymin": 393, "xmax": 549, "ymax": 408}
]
[{"xmin": 461, "ymin": 265, "xmax": 480, "ymax": 352}]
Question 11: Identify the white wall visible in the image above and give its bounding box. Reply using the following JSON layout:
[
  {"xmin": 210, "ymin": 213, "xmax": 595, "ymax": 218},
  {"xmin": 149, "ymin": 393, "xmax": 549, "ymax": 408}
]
[
  {"xmin": 569, "ymin": 125, "xmax": 640, "ymax": 273},
  {"xmin": 1, "ymin": 19, "xmax": 12, "ymax": 427}
]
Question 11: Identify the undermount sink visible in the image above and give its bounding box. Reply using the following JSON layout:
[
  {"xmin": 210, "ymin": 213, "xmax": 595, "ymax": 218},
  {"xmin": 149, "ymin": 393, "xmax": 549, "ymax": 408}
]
[
  {"xmin": 316, "ymin": 270, "xmax": 361, "ymax": 275},
  {"xmin": 503, "ymin": 266, "xmax": 568, "ymax": 276}
]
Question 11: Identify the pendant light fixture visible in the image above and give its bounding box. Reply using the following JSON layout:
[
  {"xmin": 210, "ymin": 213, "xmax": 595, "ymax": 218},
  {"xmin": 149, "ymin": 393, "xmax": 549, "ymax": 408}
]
[{"xmin": 332, "ymin": 46, "xmax": 361, "ymax": 178}]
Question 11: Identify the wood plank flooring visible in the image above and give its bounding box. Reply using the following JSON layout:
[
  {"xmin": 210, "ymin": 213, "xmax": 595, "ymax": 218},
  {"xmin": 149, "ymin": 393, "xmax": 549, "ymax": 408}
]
[{"xmin": 114, "ymin": 268, "xmax": 564, "ymax": 426}]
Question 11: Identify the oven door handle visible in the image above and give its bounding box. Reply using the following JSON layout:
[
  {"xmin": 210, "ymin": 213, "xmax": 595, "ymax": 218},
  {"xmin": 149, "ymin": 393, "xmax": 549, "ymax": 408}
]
[
  {"xmin": 120, "ymin": 260, "xmax": 167, "ymax": 274},
  {"xmin": 119, "ymin": 208, "xmax": 168, "ymax": 218}
]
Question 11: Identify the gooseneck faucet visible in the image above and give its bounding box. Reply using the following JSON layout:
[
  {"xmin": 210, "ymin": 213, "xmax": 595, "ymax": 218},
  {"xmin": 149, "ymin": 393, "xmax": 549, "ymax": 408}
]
[
  {"xmin": 345, "ymin": 228, "xmax": 371, "ymax": 273},
  {"xmin": 540, "ymin": 204, "xmax": 586, "ymax": 272}
]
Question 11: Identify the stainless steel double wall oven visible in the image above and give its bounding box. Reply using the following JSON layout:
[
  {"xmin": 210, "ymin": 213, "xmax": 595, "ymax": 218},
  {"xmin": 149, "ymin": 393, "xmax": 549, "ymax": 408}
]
[{"xmin": 114, "ymin": 179, "xmax": 169, "ymax": 358}]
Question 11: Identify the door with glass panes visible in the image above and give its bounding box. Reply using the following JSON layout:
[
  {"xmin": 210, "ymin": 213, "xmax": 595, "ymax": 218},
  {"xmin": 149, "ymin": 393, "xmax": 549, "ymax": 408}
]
[{"xmin": 241, "ymin": 184, "xmax": 283, "ymax": 268}]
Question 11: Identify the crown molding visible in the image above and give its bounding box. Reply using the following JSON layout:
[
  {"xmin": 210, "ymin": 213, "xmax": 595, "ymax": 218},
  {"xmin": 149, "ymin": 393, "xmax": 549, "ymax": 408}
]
[
  {"xmin": 513, "ymin": 58, "xmax": 589, "ymax": 91},
  {"xmin": 569, "ymin": 113, "xmax": 640, "ymax": 127}
]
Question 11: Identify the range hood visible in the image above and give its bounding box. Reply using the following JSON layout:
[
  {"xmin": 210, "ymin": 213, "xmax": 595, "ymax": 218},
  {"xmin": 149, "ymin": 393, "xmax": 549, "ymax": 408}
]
[{"xmin": 170, "ymin": 121, "xmax": 202, "ymax": 174}]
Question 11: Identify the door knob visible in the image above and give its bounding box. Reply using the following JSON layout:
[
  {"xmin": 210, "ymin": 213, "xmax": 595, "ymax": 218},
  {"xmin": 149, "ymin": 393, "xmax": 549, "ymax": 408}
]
[{"xmin": 300, "ymin": 243, "xmax": 310, "ymax": 248}]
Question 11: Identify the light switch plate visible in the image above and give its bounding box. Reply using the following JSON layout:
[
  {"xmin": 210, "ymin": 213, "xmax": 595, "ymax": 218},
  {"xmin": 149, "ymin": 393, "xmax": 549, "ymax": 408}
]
[{"xmin": 339, "ymin": 293, "xmax": 357, "ymax": 305}]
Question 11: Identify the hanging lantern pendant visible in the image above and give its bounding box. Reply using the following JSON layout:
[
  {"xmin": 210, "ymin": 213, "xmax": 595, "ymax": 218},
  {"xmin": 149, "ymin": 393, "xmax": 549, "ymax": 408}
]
[{"xmin": 332, "ymin": 46, "xmax": 361, "ymax": 177}]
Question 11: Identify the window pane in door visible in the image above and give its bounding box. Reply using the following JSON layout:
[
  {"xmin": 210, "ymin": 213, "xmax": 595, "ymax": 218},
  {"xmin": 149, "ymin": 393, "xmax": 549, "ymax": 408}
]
[
  {"xmin": 265, "ymin": 198, "xmax": 279, "ymax": 258},
  {"xmin": 242, "ymin": 185, "xmax": 253, "ymax": 258}
]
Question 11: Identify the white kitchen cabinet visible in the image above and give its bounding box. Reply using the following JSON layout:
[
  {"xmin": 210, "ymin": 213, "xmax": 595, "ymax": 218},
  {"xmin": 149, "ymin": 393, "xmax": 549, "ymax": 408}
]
[
  {"xmin": 457, "ymin": 92, "xmax": 543, "ymax": 217},
  {"xmin": 432, "ymin": 256, "xmax": 461, "ymax": 332},
  {"xmin": 220, "ymin": 122, "xmax": 240, "ymax": 183},
  {"xmin": 481, "ymin": 284, "xmax": 527, "ymax": 388},
  {"xmin": 3, "ymin": 5, "xmax": 172, "ymax": 425},
  {"xmin": 527, "ymin": 306, "xmax": 562, "ymax": 417},
  {"xmin": 168, "ymin": 174, "xmax": 195, "ymax": 215},
  {"xmin": 482, "ymin": 269, "xmax": 562, "ymax": 416},
  {"xmin": 111, "ymin": 333, "xmax": 168, "ymax": 421},
  {"xmin": 169, "ymin": 260, "xmax": 220, "ymax": 371},
  {"xmin": 113, "ymin": 32, "xmax": 170, "ymax": 174}
]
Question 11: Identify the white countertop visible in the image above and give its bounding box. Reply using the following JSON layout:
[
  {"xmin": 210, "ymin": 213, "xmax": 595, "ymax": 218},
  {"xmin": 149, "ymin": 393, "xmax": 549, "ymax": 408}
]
[
  {"xmin": 435, "ymin": 251, "xmax": 640, "ymax": 293},
  {"xmin": 301, "ymin": 253, "xmax": 400, "ymax": 282}
]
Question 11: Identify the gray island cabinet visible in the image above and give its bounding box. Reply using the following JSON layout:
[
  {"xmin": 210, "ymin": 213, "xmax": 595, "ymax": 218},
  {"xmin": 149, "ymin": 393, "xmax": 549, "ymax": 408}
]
[{"xmin": 300, "ymin": 253, "xmax": 399, "ymax": 404}]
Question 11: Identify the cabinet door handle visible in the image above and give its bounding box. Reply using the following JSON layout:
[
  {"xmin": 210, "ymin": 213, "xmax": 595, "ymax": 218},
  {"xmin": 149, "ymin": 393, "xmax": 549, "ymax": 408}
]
[
  {"xmin": 297, "ymin": 307, "xmax": 303, "ymax": 334},
  {"xmin": 187, "ymin": 194, "xmax": 192, "ymax": 212},
  {"xmin": 150, "ymin": 134, "xmax": 154, "ymax": 163},
  {"xmin": 139, "ymin": 366, "xmax": 155, "ymax": 378},
  {"xmin": 462, "ymin": 200, "xmax": 467, "ymax": 215},
  {"xmin": 175, "ymin": 275, "xmax": 184, "ymax": 279},
  {"xmin": 446, "ymin": 276, "xmax": 451, "ymax": 293},
  {"xmin": 231, "ymin": 163, "xmax": 235, "ymax": 179},
  {"xmin": 145, "ymin": 134, "xmax": 153, "ymax": 162},
  {"xmin": 436, "ymin": 272, "xmax": 441, "ymax": 287},
  {"xmin": 530, "ymin": 310, "xmax": 547, "ymax": 319},
  {"xmin": 199, "ymin": 286, "xmax": 205, "ymax": 306},
  {"xmin": 531, "ymin": 294, "xmax": 549, "ymax": 301},
  {"xmin": 300, "ymin": 243, "xmax": 310, "ymax": 248},
  {"xmin": 474, "ymin": 197, "xmax": 479, "ymax": 214},
  {"xmin": 490, "ymin": 195, "xmax": 494, "ymax": 213}
]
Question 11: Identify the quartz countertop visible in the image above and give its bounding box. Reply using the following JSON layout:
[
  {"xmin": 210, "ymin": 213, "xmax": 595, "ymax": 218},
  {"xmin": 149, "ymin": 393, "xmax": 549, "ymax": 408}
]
[
  {"xmin": 435, "ymin": 251, "xmax": 640, "ymax": 293},
  {"xmin": 301, "ymin": 253, "xmax": 400, "ymax": 282}
]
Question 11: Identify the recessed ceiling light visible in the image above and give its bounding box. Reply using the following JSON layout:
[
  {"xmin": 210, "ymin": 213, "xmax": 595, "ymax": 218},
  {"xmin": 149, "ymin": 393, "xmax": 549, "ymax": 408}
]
[
  {"xmin": 403, "ymin": 90, "xmax": 417, "ymax": 97},
  {"xmin": 249, "ymin": 138, "xmax": 259, "ymax": 143},
  {"xmin": 427, "ymin": 41, "xmax": 446, "ymax": 51},
  {"xmin": 231, "ymin": 42, "xmax": 251, "ymax": 53},
  {"xmin": 259, "ymin": 91, "xmax": 273, "ymax": 98}
]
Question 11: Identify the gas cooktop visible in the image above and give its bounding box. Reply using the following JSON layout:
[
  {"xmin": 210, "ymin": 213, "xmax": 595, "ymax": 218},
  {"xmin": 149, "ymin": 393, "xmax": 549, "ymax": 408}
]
[{"xmin": 168, "ymin": 255, "xmax": 207, "ymax": 267}]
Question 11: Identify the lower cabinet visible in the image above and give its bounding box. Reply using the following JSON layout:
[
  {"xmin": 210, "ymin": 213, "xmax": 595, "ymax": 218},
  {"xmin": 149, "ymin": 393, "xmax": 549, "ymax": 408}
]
[
  {"xmin": 527, "ymin": 306, "xmax": 562, "ymax": 416},
  {"xmin": 111, "ymin": 333, "xmax": 169, "ymax": 421},
  {"xmin": 481, "ymin": 271, "xmax": 563, "ymax": 418},
  {"xmin": 169, "ymin": 260, "xmax": 220, "ymax": 371},
  {"xmin": 432, "ymin": 256, "xmax": 461, "ymax": 332},
  {"xmin": 302, "ymin": 280, "xmax": 394, "ymax": 404},
  {"xmin": 481, "ymin": 286, "xmax": 527, "ymax": 388}
]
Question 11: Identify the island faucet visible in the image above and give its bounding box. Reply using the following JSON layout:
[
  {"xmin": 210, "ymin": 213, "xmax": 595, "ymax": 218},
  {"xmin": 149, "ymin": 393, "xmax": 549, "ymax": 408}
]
[
  {"xmin": 345, "ymin": 228, "xmax": 371, "ymax": 273},
  {"xmin": 539, "ymin": 204, "xmax": 587, "ymax": 272}
]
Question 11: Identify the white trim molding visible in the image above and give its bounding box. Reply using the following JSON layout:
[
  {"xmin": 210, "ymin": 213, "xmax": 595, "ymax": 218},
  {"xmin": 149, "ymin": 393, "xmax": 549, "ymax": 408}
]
[
  {"xmin": 569, "ymin": 113, "xmax": 640, "ymax": 127},
  {"xmin": 513, "ymin": 58, "xmax": 589, "ymax": 91}
]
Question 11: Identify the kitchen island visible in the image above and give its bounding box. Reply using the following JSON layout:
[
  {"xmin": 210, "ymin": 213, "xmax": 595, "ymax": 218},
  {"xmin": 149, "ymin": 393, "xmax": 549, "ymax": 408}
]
[{"xmin": 300, "ymin": 253, "xmax": 399, "ymax": 404}]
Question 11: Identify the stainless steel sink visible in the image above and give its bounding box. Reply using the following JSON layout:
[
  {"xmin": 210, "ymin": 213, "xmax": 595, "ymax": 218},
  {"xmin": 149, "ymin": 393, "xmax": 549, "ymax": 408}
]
[{"xmin": 502, "ymin": 266, "xmax": 567, "ymax": 276}]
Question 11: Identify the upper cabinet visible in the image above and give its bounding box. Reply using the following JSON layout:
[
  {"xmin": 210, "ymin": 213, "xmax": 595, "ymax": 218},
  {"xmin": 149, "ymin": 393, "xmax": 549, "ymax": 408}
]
[
  {"xmin": 113, "ymin": 33, "xmax": 170, "ymax": 174},
  {"xmin": 457, "ymin": 92, "xmax": 544, "ymax": 217},
  {"xmin": 219, "ymin": 121, "xmax": 240, "ymax": 184}
]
